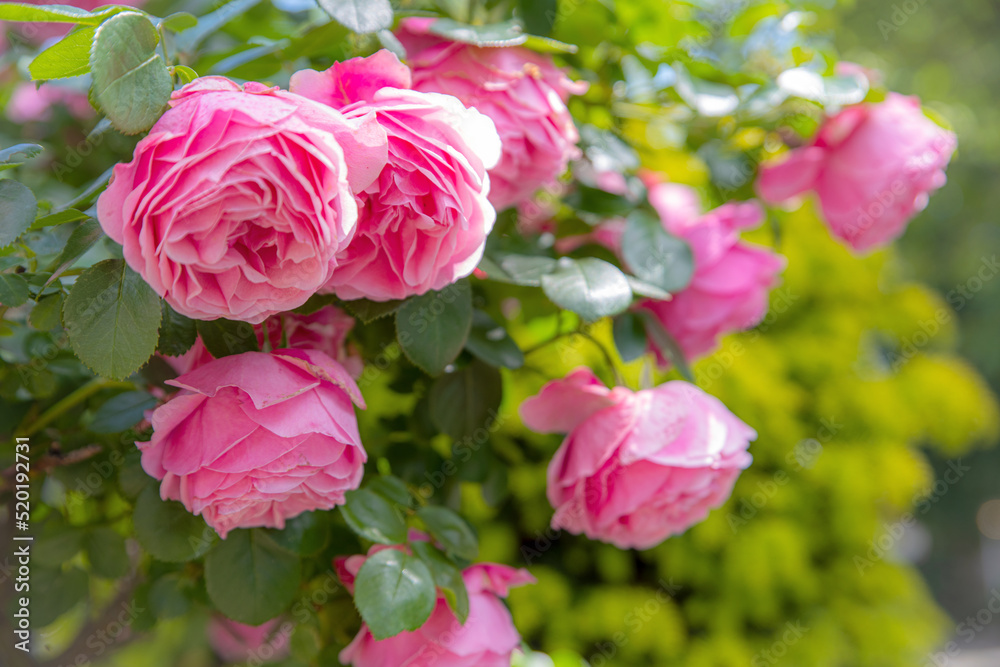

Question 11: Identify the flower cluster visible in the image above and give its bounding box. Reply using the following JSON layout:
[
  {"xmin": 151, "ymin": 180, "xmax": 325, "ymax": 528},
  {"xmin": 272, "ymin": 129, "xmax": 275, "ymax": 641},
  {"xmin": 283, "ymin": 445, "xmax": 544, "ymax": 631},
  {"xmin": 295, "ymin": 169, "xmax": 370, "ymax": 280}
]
[{"xmin": 85, "ymin": 16, "xmax": 956, "ymax": 665}]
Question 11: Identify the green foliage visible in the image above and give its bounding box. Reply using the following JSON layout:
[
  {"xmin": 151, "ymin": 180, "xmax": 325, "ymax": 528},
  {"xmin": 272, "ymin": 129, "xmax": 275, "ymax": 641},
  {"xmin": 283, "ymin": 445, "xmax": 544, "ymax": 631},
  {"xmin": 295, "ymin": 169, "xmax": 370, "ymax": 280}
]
[
  {"xmin": 353, "ymin": 549, "xmax": 437, "ymax": 639},
  {"xmin": 395, "ymin": 280, "xmax": 473, "ymax": 375},
  {"xmin": 90, "ymin": 12, "xmax": 173, "ymax": 134},
  {"xmin": 205, "ymin": 528, "xmax": 302, "ymax": 625},
  {"xmin": 63, "ymin": 259, "xmax": 162, "ymax": 379}
]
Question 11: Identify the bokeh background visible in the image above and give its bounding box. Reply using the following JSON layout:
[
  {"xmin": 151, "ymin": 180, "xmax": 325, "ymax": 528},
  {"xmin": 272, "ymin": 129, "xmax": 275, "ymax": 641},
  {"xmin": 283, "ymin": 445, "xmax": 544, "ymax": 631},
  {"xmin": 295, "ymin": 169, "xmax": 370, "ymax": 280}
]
[{"xmin": 1, "ymin": 0, "xmax": 998, "ymax": 666}]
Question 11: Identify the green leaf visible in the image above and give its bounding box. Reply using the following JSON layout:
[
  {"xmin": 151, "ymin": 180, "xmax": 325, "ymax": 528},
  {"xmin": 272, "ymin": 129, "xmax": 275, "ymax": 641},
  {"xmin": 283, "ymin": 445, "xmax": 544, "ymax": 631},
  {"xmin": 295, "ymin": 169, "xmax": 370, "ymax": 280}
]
[
  {"xmin": 29, "ymin": 26, "xmax": 96, "ymax": 79},
  {"xmin": 33, "ymin": 567, "xmax": 88, "ymax": 627},
  {"xmin": 318, "ymin": 0, "xmax": 393, "ymax": 33},
  {"xmin": 90, "ymin": 11, "xmax": 173, "ymax": 135},
  {"xmin": 541, "ymin": 257, "xmax": 633, "ymax": 322},
  {"xmin": 0, "ymin": 143, "xmax": 43, "ymax": 171},
  {"xmin": 344, "ymin": 297, "xmax": 403, "ymax": 323},
  {"xmin": 429, "ymin": 360, "xmax": 502, "ymax": 442},
  {"xmin": 625, "ymin": 275, "xmax": 672, "ymax": 300},
  {"xmin": 29, "ymin": 293, "xmax": 65, "ymax": 330},
  {"xmin": 264, "ymin": 512, "xmax": 329, "ymax": 557},
  {"xmin": 84, "ymin": 526, "xmax": 130, "ymax": 579},
  {"xmin": 522, "ymin": 34, "xmax": 578, "ymax": 54},
  {"xmin": 465, "ymin": 310, "xmax": 524, "ymax": 369},
  {"xmin": 412, "ymin": 541, "xmax": 469, "ymax": 623},
  {"xmin": 498, "ymin": 254, "xmax": 558, "ymax": 286},
  {"xmin": 63, "ymin": 259, "xmax": 162, "ymax": 380},
  {"xmin": 637, "ymin": 309, "xmax": 694, "ymax": 382},
  {"xmin": 395, "ymin": 281, "xmax": 473, "ymax": 376},
  {"xmin": 160, "ymin": 12, "xmax": 198, "ymax": 32},
  {"xmin": 89, "ymin": 390, "xmax": 157, "ymax": 433},
  {"xmin": 30, "ymin": 208, "xmax": 88, "ymax": 230},
  {"xmin": 0, "ymin": 3, "xmax": 125, "ymax": 24},
  {"xmin": 35, "ymin": 523, "xmax": 85, "ymax": 567},
  {"xmin": 149, "ymin": 574, "xmax": 191, "ymax": 619},
  {"xmin": 196, "ymin": 318, "xmax": 259, "ymax": 358},
  {"xmin": 0, "ymin": 273, "xmax": 30, "ymax": 307},
  {"xmin": 340, "ymin": 488, "xmax": 407, "ymax": 545},
  {"xmin": 157, "ymin": 302, "xmax": 197, "ymax": 357},
  {"xmin": 353, "ymin": 549, "xmax": 436, "ymax": 640},
  {"xmin": 0, "ymin": 180, "xmax": 38, "ymax": 247},
  {"xmin": 205, "ymin": 529, "xmax": 302, "ymax": 626},
  {"xmin": 518, "ymin": 0, "xmax": 557, "ymax": 36},
  {"xmin": 367, "ymin": 475, "xmax": 413, "ymax": 508},
  {"xmin": 416, "ymin": 506, "xmax": 478, "ymax": 561},
  {"xmin": 133, "ymin": 486, "xmax": 218, "ymax": 562},
  {"xmin": 612, "ymin": 312, "xmax": 648, "ymax": 363},
  {"xmin": 43, "ymin": 218, "xmax": 102, "ymax": 287},
  {"xmin": 428, "ymin": 18, "xmax": 527, "ymax": 47},
  {"xmin": 170, "ymin": 64, "xmax": 198, "ymax": 84},
  {"xmin": 622, "ymin": 210, "xmax": 694, "ymax": 294}
]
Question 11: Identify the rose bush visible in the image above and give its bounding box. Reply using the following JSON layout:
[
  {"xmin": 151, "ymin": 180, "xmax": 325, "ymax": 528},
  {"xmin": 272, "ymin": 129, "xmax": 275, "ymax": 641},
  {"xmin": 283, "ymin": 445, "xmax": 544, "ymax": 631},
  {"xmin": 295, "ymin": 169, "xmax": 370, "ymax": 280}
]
[{"xmin": 0, "ymin": 2, "xmax": 987, "ymax": 667}]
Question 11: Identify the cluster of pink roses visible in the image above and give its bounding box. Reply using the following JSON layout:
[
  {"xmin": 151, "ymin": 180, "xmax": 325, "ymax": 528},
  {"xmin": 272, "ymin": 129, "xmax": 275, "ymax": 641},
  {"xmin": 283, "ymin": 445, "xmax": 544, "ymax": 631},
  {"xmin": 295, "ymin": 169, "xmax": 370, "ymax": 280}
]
[{"xmin": 88, "ymin": 15, "xmax": 956, "ymax": 665}]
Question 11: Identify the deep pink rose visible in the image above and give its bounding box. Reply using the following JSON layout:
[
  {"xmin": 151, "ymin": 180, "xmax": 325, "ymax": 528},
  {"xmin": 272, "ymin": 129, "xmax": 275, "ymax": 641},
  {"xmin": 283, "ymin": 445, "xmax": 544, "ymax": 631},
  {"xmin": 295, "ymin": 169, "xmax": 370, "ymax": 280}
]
[
  {"xmin": 6, "ymin": 81, "xmax": 94, "ymax": 124},
  {"xmin": 141, "ymin": 349, "xmax": 367, "ymax": 538},
  {"xmin": 637, "ymin": 186, "xmax": 785, "ymax": 366},
  {"xmin": 207, "ymin": 617, "xmax": 290, "ymax": 664},
  {"xmin": 290, "ymin": 50, "xmax": 501, "ymax": 301},
  {"xmin": 97, "ymin": 77, "xmax": 388, "ymax": 323},
  {"xmin": 163, "ymin": 305, "xmax": 363, "ymax": 379},
  {"xmin": 520, "ymin": 368, "xmax": 756, "ymax": 549},
  {"xmin": 336, "ymin": 544, "xmax": 533, "ymax": 667},
  {"xmin": 396, "ymin": 17, "xmax": 588, "ymax": 211},
  {"xmin": 757, "ymin": 93, "xmax": 956, "ymax": 252}
]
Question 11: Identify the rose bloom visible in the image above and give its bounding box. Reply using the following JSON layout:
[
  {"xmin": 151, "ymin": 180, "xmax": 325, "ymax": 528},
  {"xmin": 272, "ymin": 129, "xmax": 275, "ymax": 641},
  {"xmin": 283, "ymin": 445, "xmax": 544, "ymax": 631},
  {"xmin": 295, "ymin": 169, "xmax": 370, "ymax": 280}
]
[
  {"xmin": 207, "ymin": 617, "xmax": 289, "ymax": 664},
  {"xmin": 757, "ymin": 93, "xmax": 956, "ymax": 252},
  {"xmin": 141, "ymin": 349, "xmax": 367, "ymax": 538},
  {"xmin": 97, "ymin": 77, "xmax": 389, "ymax": 323},
  {"xmin": 163, "ymin": 305, "xmax": 363, "ymax": 379},
  {"xmin": 396, "ymin": 17, "xmax": 588, "ymax": 211},
  {"xmin": 336, "ymin": 544, "xmax": 533, "ymax": 667},
  {"xmin": 520, "ymin": 368, "xmax": 756, "ymax": 550},
  {"xmin": 637, "ymin": 185, "xmax": 786, "ymax": 367},
  {"xmin": 290, "ymin": 50, "xmax": 501, "ymax": 301}
]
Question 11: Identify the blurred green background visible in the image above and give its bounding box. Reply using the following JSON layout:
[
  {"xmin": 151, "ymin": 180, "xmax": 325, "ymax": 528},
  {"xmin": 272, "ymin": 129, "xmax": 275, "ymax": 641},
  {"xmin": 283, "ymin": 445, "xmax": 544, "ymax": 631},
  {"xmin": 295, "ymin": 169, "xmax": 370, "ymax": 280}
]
[{"xmin": 839, "ymin": 0, "xmax": 1000, "ymax": 647}]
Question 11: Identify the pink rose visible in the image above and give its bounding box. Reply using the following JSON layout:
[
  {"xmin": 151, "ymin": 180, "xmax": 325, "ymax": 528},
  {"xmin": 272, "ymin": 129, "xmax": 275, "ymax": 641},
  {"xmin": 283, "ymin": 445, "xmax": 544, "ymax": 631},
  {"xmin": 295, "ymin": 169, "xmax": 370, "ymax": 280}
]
[
  {"xmin": 207, "ymin": 617, "xmax": 290, "ymax": 664},
  {"xmin": 396, "ymin": 17, "xmax": 588, "ymax": 211},
  {"xmin": 521, "ymin": 368, "xmax": 756, "ymax": 549},
  {"xmin": 141, "ymin": 349, "xmax": 367, "ymax": 538},
  {"xmin": 757, "ymin": 93, "xmax": 956, "ymax": 252},
  {"xmin": 336, "ymin": 544, "xmax": 533, "ymax": 667},
  {"xmin": 637, "ymin": 187, "xmax": 785, "ymax": 366},
  {"xmin": 290, "ymin": 50, "xmax": 501, "ymax": 301},
  {"xmin": 163, "ymin": 305, "xmax": 363, "ymax": 379},
  {"xmin": 6, "ymin": 81, "xmax": 94, "ymax": 124},
  {"xmin": 97, "ymin": 77, "xmax": 389, "ymax": 323}
]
